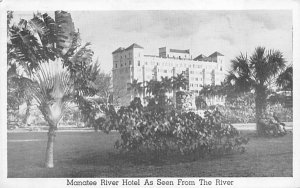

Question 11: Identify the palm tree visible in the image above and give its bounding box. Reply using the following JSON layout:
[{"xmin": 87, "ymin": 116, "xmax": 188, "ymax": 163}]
[
  {"xmin": 145, "ymin": 79, "xmax": 158, "ymax": 96},
  {"xmin": 161, "ymin": 76, "xmax": 173, "ymax": 94},
  {"xmin": 172, "ymin": 73, "xmax": 188, "ymax": 91},
  {"xmin": 172, "ymin": 73, "xmax": 188, "ymax": 108},
  {"xmin": 226, "ymin": 47, "xmax": 286, "ymax": 135},
  {"xmin": 127, "ymin": 79, "xmax": 143, "ymax": 100},
  {"xmin": 145, "ymin": 78, "xmax": 173, "ymax": 113},
  {"xmin": 198, "ymin": 83, "xmax": 229, "ymax": 107},
  {"xmin": 8, "ymin": 11, "xmax": 99, "ymax": 168}
]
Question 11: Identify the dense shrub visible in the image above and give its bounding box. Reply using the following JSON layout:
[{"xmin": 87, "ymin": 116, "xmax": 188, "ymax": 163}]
[
  {"xmin": 258, "ymin": 114, "xmax": 287, "ymax": 137},
  {"xmin": 219, "ymin": 103, "xmax": 292, "ymax": 124},
  {"xmin": 102, "ymin": 98, "xmax": 249, "ymax": 162},
  {"xmin": 218, "ymin": 105, "xmax": 256, "ymax": 124},
  {"xmin": 267, "ymin": 104, "xmax": 292, "ymax": 122}
]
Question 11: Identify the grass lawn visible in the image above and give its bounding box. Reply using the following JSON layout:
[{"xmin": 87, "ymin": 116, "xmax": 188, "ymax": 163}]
[{"xmin": 7, "ymin": 130, "xmax": 293, "ymax": 178}]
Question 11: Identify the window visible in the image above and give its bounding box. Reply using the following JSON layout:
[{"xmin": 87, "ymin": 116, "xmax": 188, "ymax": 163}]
[
  {"xmin": 164, "ymin": 70, "xmax": 167, "ymax": 73},
  {"xmin": 115, "ymin": 64, "xmax": 117, "ymax": 68},
  {"xmin": 121, "ymin": 64, "xmax": 123, "ymax": 67},
  {"xmin": 138, "ymin": 61, "xmax": 140, "ymax": 66},
  {"xmin": 129, "ymin": 60, "xmax": 131, "ymax": 65},
  {"xmin": 195, "ymin": 77, "xmax": 198, "ymax": 81}
]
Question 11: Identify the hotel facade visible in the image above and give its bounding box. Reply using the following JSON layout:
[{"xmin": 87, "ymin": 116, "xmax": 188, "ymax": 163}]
[{"xmin": 112, "ymin": 43, "xmax": 226, "ymax": 108}]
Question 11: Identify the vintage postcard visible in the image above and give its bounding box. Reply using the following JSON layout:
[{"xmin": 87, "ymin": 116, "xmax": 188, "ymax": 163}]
[{"xmin": 0, "ymin": 0, "xmax": 299, "ymax": 187}]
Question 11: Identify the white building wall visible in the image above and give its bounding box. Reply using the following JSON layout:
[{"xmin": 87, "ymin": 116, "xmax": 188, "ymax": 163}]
[{"xmin": 112, "ymin": 45, "xmax": 226, "ymax": 107}]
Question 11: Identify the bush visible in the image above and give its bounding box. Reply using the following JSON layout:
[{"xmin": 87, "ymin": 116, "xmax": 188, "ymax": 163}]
[
  {"xmin": 102, "ymin": 98, "xmax": 249, "ymax": 162},
  {"xmin": 258, "ymin": 114, "xmax": 287, "ymax": 137},
  {"xmin": 218, "ymin": 105, "xmax": 256, "ymax": 124},
  {"xmin": 221, "ymin": 92, "xmax": 293, "ymax": 124}
]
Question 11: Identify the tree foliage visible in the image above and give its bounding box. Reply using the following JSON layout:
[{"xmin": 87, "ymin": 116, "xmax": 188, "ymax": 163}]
[
  {"xmin": 100, "ymin": 98, "xmax": 248, "ymax": 162},
  {"xmin": 226, "ymin": 47, "xmax": 286, "ymax": 135},
  {"xmin": 7, "ymin": 11, "xmax": 100, "ymax": 168},
  {"xmin": 276, "ymin": 65, "xmax": 292, "ymax": 91}
]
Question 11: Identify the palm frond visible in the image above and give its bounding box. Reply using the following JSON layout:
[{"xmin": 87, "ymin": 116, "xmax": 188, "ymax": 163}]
[
  {"xmin": 10, "ymin": 26, "xmax": 42, "ymax": 72},
  {"xmin": 266, "ymin": 50, "xmax": 286, "ymax": 77},
  {"xmin": 55, "ymin": 11, "xmax": 75, "ymax": 56},
  {"xmin": 172, "ymin": 73, "xmax": 188, "ymax": 90},
  {"xmin": 226, "ymin": 71, "xmax": 252, "ymax": 93},
  {"xmin": 29, "ymin": 59, "xmax": 73, "ymax": 105},
  {"xmin": 42, "ymin": 13, "xmax": 57, "ymax": 46},
  {"xmin": 276, "ymin": 65, "xmax": 292, "ymax": 91},
  {"xmin": 28, "ymin": 15, "xmax": 49, "ymax": 37}
]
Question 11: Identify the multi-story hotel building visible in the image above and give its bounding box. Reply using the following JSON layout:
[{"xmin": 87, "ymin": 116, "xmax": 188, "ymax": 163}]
[{"xmin": 112, "ymin": 43, "xmax": 226, "ymax": 107}]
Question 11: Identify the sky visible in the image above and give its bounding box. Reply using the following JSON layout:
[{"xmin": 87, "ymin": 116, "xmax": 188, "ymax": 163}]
[{"xmin": 12, "ymin": 10, "xmax": 293, "ymax": 73}]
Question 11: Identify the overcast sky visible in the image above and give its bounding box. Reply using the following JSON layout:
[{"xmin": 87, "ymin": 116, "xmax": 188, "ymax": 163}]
[{"xmin": 12, "ymin": 10, "xmax": 292, "ymax": 73}]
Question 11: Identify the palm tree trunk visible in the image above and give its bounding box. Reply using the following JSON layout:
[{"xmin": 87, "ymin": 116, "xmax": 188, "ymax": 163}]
[
  {"xmin": 45, "ymin": 125, "xmax": 56, "ymax": 168},
  {"xmin": 22, "ymin": 99, "xmax": 31, "ymax": 125},
  {"xmin": 255, "ymin": 88, "xmax": 267, "ymax": 136},
  {"xmin": 39, "ymin": 100, "xmax": 63, "ymax": 168}
]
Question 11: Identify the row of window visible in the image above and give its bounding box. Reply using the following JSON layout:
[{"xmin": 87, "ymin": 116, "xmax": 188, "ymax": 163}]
[
  {"xmin": 190, "ymin": 77, "xmax": 203, "ymax": 81},
  {"xmin": 115, "ymin": 60, "xmax": 132, "ymax": 68},
  {"xmin": 135, "ymin": 68, "xmax": 217, "ymax": 77},
  {"xmin": 189, "ymin": 83, "xmax": 204, "ymax": 87},
  {"xmin": 115, "ymin": 60, "xmax": 220, "ymax": 72},
  {"xmin": 120, "ymin": 53, "xmax": 131, "ymax": 59},
  {"xmin": 139, "ymin": 61, "xmax": 216, "ymax": 70}
]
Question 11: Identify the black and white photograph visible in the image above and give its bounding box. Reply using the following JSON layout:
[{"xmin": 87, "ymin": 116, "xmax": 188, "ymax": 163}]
[{"xmin": 0, "ymin": 0, "xmax": 299, "ymax": 187}]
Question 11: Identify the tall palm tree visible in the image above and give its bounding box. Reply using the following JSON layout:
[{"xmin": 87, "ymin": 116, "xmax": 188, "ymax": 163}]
[
  {"xmin": 198, "ymin": 83, "xmax": 229, "ymax": 107},
  {"xmin": 8, "ymin": 11, "xmax": 99, "ymax": 168},
  {"xmin": 161, "ymin": 76, "xmax": 173, "ymax": 94},
  {"xmin": 145, "ymin": 79, "xmax": 158, "ymax": 96},
  {"xmin": 172, "ymin": 73, "xmax": 188, "ymax": 108},
  {"xmin": 172, "ymin": 73, "xmax": 188, "ymax": 91},
  {"xmin": 127, "ymin": 79, "xmax": 143, "ymax": 99},
  {"xmin": 226, "ymin": 47, "xmax": 286, "ymax": 135}
]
